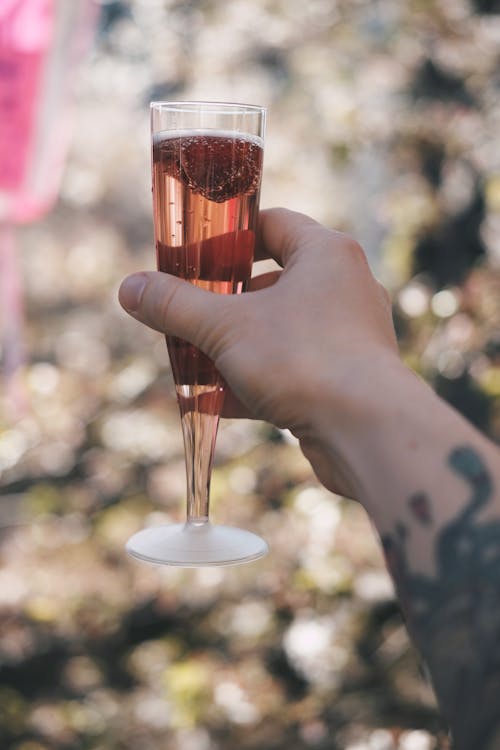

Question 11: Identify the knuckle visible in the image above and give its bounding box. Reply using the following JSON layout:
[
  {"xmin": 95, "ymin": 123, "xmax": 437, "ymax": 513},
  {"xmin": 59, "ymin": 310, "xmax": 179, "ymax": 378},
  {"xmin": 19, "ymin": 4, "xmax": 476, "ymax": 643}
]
[
  {"xmin": 195, "ymin": 296, "xmax": 238, "ymax": 359},
  {"xmin": 208, "ymin": 314, "xmax": 243, "ymax": 362},
  {"xmin": 344, "ymin": 236, "xmax": 366, "ymax": 259},
  {"xmin": 378, "ymin": 282, "xmax": 391, "ymax": 305},
  {"xmin": 148, "ymin": 277, "xmax": 182, "ymax": 332},
  {"xmin": 322, "ymin": 230, "xmax": 366, "ymax": 260}
]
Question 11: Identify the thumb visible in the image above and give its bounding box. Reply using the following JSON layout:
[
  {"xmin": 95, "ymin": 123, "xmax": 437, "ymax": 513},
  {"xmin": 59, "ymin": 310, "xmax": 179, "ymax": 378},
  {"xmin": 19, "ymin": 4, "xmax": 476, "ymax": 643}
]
[{"xmin": 119, "ymin": 271, "xmax": 231, "ymax": 356}]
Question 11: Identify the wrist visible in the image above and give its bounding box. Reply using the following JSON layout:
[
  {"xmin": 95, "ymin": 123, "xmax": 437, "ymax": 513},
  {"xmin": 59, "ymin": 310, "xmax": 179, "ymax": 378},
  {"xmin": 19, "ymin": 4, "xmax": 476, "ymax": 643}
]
[
  {"xmin": 307, "ymin": 356, "xmax": 444, "ymax": 516},
  {"xmin": 296, "ymin": 351, "xmax": 409, "ymax": 499},
  {"xmin": 311, "ymin": 350, "xmax": 411, "ymax": 448}
]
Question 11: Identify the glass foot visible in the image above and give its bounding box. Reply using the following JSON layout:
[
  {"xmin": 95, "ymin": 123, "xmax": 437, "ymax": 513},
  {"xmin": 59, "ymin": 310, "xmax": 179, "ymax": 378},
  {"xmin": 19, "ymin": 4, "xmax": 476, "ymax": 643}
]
[{"xmin": 126, "ymin": 521, "xmax": 268, "ymax": 567}]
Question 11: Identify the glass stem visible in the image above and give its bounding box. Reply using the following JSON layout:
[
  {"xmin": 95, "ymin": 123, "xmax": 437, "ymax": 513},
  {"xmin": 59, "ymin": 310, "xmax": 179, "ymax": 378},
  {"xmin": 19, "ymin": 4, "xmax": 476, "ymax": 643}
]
[{"xmin": 180, "ymin": 404, "xmax": 221, "ymax": 526}]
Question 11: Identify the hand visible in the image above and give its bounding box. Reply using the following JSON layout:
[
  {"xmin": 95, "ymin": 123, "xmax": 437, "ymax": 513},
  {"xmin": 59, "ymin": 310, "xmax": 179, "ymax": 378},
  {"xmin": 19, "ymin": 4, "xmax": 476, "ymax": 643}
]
[
  {"xmin": 119, "ymin": 208, "xmax": 401, "ymax": 496},
  {"xmin": 121, "ymin": 209, "xmax": 500, "ymax": 745}
]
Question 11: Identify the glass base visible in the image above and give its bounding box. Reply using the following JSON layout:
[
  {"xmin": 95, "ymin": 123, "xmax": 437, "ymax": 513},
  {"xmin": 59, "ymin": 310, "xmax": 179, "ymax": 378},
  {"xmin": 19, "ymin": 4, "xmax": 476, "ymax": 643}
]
[{"xmin": 126, "ymin": 521, "xmax": 268, "ymax": 567}]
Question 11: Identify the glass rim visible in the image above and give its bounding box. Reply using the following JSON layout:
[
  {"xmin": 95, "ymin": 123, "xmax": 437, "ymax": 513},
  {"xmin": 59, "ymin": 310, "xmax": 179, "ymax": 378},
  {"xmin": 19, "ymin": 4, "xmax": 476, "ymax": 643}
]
[{"xmin": 150, "ymin": 100, "xmax": 266, "ymax": 115}]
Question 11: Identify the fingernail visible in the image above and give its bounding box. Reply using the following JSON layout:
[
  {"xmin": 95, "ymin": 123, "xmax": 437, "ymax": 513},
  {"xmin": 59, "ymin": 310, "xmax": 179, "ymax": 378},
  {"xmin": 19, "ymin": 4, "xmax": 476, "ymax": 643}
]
[{"xmin": 119, "ymin": 274, "xmax": 148, "ymax": 312}]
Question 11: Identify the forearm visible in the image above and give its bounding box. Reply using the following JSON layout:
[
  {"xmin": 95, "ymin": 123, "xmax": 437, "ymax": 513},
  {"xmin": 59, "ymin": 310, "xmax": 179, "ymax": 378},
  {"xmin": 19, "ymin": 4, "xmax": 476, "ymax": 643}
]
[
  {"xmin": 120, "ymin": 206, "xmax": 500, "ymax": 745},
  {"xmin": 318, "ymin": 364, "xmax": 500, "ymax": 748}
]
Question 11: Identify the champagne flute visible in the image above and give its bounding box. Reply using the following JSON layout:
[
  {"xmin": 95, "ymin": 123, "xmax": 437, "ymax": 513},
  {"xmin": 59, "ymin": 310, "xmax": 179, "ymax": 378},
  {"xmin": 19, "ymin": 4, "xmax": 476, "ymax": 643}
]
[{"xmin": 126, "ymin": 101, "xmax": 268, "ymax": 566}]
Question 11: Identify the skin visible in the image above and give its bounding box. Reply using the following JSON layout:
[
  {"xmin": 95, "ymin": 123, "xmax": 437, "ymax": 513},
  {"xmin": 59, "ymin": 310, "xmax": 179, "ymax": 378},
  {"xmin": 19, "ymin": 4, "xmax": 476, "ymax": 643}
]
[{"xmin": 119, "ymin": 208, "xmax": 500, "ymax": 748}]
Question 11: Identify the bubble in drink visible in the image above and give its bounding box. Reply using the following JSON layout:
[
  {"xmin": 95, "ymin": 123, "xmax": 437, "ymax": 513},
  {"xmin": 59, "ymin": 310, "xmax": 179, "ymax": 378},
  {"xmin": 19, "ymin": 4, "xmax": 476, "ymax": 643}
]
[
  {"xmin": 153, "ymin": 131, "xmax": 263, "ymax": 203},
  {"xmin": 152, "ymin": 131, "xmax": 263, "ymax": 397}
]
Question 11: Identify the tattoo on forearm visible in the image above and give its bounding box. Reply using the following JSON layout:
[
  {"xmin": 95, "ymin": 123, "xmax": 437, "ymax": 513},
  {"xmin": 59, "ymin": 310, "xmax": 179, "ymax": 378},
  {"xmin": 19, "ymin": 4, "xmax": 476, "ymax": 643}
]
[
  {"xmin": 409, "ymin": 492, "xmax": 433, "ymax": 526},
  {"xmin": 381, "ymin": 446, "xmax": 500, "ymax": 750}
]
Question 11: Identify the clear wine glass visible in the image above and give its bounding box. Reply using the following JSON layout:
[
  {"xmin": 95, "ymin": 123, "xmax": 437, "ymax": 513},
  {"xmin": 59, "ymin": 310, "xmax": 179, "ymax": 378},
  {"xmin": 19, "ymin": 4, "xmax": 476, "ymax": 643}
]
[{"xmin": 126, "ymin": 101, "xmax": 269, "ymax": 566}]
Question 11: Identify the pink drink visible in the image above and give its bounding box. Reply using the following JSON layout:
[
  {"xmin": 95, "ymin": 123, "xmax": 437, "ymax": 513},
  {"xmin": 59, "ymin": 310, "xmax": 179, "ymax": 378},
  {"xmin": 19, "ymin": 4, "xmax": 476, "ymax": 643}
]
[{"xmin": 152, "ymin": 131, "xmax": 263, "ymax": 414}]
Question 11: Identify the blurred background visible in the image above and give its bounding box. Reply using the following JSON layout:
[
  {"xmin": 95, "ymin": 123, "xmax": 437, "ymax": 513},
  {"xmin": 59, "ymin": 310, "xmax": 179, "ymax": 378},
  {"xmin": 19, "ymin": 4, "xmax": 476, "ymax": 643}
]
[{"xmin": 1, "ymin": 1, "xmax": 500, "ymax": 749}]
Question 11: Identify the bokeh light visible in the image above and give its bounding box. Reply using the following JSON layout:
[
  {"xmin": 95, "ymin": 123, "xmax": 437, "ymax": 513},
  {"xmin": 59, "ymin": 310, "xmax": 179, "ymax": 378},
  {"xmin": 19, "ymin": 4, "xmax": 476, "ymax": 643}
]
[{"xmin": 1, "ymin": 1, "xmax": 499, "ymax": 749}]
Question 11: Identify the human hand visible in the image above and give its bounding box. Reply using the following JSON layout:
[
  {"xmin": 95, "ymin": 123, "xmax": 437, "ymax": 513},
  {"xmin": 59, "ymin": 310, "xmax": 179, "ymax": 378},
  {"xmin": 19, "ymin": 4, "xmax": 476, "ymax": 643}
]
[{"xmin": 119, "ymin": 208, "xmax": 401, "ymax": 496}]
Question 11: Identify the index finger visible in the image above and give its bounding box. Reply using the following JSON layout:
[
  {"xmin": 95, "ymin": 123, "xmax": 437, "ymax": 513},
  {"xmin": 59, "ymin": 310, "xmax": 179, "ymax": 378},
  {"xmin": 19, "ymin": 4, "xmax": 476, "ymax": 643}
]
[{"xmin": 254, "ymin": 207, "xmax": 324, "ymax": 265}]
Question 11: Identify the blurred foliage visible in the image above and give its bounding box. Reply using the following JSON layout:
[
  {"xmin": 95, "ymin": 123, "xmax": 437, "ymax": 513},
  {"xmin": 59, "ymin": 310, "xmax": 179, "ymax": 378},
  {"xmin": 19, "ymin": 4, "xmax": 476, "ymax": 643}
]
[{"xmin": 1, "ymin": 0, "xmax": 500, "ymax": 748}]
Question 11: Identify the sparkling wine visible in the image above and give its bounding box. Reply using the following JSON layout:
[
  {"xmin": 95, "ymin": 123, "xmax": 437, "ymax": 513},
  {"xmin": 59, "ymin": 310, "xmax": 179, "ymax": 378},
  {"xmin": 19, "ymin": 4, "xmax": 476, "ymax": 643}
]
[
  {"xmin": 125, "ymin": 103, "xmax": 268, "ymax": 565},
  {"xmin": 152, "ymin": 131, "xmax": 263, "ymax": 414}
]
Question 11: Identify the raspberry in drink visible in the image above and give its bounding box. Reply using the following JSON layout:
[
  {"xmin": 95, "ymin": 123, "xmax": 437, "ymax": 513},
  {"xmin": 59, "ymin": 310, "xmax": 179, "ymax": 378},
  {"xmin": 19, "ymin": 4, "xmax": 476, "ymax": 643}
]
[{"xmin": 152, "ymin": 131, "xmax": 263, "ymax": 406}]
